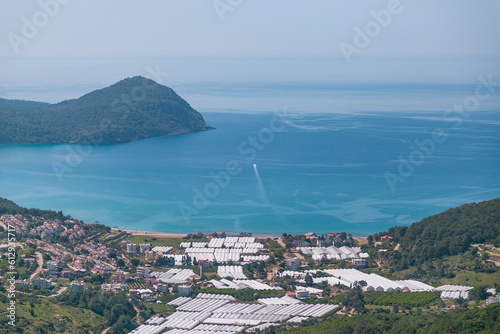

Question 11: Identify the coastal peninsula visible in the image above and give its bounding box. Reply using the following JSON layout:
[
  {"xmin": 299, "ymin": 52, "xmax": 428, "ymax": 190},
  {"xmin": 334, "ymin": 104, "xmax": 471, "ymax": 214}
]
[{"xmin": 0, "ymin": 76, "xmax": 213, "ymax": 145}]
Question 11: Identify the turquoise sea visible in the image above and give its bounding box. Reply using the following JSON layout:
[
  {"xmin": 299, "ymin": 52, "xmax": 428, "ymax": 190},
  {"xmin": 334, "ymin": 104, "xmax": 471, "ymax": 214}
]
[{"xmin": 1, "ymin": 58, "xmax": 499, "ymax": 236}]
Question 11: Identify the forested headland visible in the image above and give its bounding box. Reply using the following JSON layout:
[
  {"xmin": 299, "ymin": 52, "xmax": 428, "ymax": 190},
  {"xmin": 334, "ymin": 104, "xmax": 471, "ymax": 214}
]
[{"xmin": 0, "ymin": 76, "xmax": 213, "ymax": 145}]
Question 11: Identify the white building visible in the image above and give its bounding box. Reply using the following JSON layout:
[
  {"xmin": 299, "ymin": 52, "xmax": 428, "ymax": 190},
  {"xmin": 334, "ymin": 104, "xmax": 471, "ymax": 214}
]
[
  {"xmin": 139, "ymin": 243, "xmax": 151, "ymax": 253},
  {"xmin": 145, "ymin": 251, "xmax": 154, "ymax": 260},
  {"xmin": 296, "ymin": 286, "xmax": 323, "ymax": 298},
  {"xmin": 68, "ymin": 281, "xmax": 85, "ymax": 292},
  {"xmin": 137, "ymin": 266, "xmax": 150, "ymax": 278},
  {"xmin": 32, "ymin": 277, "xmax": 52, "ymax": 289},
  {"xmin": 47, "ymin": 260, "xmax": 58, "ymax": 275},
  {"xmin": 436, "ymin": 285, "xmax": 473, "ymax": 299},
  {"xmin": 281, "ymin": 268, "xmax": 434, "ymax": 292},
  {"xmin": 112, "ymin": 270, "xmax": 130, "ymax": 282},
  {"xmin": 127, "ymin": 243, "xmax": 137, "ymax": 253},
  {"xmin": 101, "ymin": 283, "xmax": 127, "ymax": 292}
]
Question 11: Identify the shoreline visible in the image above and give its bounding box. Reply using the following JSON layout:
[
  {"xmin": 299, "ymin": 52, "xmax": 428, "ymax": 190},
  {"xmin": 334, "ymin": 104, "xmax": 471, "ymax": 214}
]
[
  {"xmin": 112, "ymin": 228, "xmax": 278, "ymax": 239},
  {"xmin": 113, "ymin": 228, "xmax": 188, "ymax": 238},
  {"xmin": 111, "ymin": 228, "xmax": 369, "ymax": 243}
]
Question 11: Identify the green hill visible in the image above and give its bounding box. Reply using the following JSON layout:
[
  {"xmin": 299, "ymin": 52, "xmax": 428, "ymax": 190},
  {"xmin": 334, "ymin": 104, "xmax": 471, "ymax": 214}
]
[
  {"xmin": 373, "ymin": 198, "xmax": 500, "ymax": 265},
  {"xmin": 284, "ymin": 303, "xmax": 500, "ymax": 334},
  {"xmin": 0, "ymin": 197, "xmax": 68, "ymax": 221},
  {"xmin": 0, "ymin": 76, "xmax": 213, "ymax": 144},
  {"xmin": 0, "ymin": 98, "xmax": 49, "ymax": 108}
]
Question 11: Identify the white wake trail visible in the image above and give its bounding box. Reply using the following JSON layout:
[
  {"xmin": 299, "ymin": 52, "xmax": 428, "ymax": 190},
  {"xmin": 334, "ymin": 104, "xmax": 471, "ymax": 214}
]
[
  {"xmin": 252, "ymin": 164, "xmax": 286, "ymax": 226},
  {"xmin": 253, "ymin": 164, "xmax": 268, "ymax": 203}
]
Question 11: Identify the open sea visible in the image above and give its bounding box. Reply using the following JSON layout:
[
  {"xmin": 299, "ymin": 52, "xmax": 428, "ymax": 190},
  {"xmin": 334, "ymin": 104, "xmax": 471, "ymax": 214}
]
[{"xmin": 0, "ymin": 57, "xmax": 499, "ymax": 236}]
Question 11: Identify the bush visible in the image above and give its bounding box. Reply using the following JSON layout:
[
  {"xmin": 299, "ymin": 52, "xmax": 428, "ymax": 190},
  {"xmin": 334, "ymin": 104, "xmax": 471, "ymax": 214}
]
[{"xmin": 364, "ymin": 291, "xmax": 440, "ymax": 307}]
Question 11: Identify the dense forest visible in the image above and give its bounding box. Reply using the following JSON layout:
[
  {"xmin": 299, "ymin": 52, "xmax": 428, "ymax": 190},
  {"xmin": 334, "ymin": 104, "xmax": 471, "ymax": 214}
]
[
  {"xmin": 0, "ymin": 76, "xmax": 213, "ymax": 144},
  {"xmin": 0, "ymin": 197, "xmax": 68, "ymax": 221},
  {"xmin": 283, "ymin": 303, "xmax": 500, "ymax": 334},
  {"xmin": 0, "ymin": 98, "xmax": 49, "ymax": 108},
  {"xmin": 371, "ymin": 198, "xmax": 500, "ymax": 269},
  {"xmin": 57, "ymin": 289, "xmax": 136, "ymax": 333}
]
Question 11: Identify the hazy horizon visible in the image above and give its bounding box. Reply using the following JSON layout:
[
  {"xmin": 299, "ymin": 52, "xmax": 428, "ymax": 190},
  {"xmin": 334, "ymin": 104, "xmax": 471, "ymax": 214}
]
[
  {"xmin": 1, "ymin": 56, "xmax": 499, "ymax": 106},
  {"xmin": 2, "ymin": 1, "xmax": 499, "ymax": 105}
]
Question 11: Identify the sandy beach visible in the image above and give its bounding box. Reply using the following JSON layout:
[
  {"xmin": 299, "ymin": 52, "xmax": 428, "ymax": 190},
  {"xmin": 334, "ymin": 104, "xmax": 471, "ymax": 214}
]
[
  {"xmin": 112, "ymin": 228, "xmax": 280, "ymax": 239},
  {"xmin": 112, "ymin": 228, "xmax": 187, "ymax": 238},
  {"xmin": 112, "ymin": 228, "xmax": 368, "ymax": 241}
]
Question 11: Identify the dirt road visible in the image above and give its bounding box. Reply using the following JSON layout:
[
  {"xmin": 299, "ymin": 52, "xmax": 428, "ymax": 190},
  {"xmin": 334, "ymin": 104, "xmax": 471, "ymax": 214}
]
[{"xmin": 30, "ymin": 252, "xmax": 44, "ymax": 280}]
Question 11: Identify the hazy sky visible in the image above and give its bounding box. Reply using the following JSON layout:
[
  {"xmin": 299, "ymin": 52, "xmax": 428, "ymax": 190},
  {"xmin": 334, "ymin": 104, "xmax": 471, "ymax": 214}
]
[
  {"xmin": 1, "ymin": 0, "xmax": 499, "ymax": 101},
  {"xmin": 1, "ymin": 0, "xmax": 499, "ymax": 58}
]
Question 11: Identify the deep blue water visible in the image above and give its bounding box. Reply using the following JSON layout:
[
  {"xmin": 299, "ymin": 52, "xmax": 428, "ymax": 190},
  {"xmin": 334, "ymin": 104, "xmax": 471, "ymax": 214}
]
[{"xmin": 0, "ymin": 80, "xmax": 499, "ymax": 236}]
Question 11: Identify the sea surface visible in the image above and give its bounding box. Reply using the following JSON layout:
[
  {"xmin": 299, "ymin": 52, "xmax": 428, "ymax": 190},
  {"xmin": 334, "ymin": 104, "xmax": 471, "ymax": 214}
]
[{"xmin": 0, "ymin": 57, "xmax": 499, "ymax": 236}]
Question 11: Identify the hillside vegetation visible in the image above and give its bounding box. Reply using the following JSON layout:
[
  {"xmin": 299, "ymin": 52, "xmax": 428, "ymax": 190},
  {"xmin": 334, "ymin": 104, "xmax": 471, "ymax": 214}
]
[
  {"xmin": 0, "ymin": 293, "xmax": 107, "ymax": 334},
  {"xmin": 284, "ymin": 303, "xmax": 500, "ymax": 334},
  {"xmin": 364, "ymin": 291, "xmax": 441, "ymax": 307},
  {"xmin": 0, "ymin": 197, "xmax": 67, "ymax": 221},
  {"xmin": 0, "ymin": 76, "xmax": 213, "ymax": 144},
  {"xmin": 1, "ymin": 197, "xmax": 498, "ymax": 333},
  {"xmin": 373, "ymin": 198, "xmax": 500, "ymax": 267}
]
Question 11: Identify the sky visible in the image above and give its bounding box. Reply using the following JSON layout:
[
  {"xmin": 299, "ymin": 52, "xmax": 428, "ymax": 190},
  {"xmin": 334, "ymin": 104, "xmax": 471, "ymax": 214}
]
[
  {"xmin": 1, "ymin": 0, "xmax": 499, "ymax": 57},
  {"xmin": 0, "ymin": 0, "xmax": 499, "ymax": 100}
]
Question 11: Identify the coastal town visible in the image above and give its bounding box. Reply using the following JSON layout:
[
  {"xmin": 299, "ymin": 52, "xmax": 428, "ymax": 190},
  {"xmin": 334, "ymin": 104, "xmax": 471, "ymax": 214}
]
[{"xmin": 1, "ymin": 209, "xmax": 499, "ymax": 334}]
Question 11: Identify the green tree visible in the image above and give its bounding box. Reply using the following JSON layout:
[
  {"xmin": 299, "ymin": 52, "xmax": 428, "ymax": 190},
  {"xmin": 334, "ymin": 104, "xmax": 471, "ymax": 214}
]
[
  {"xmin": 469, "ymin": 286, "xmax": 488, "ymax": 302},
  {"xmin": 305, "ymin": 273, "xmax": 314, "ymax": 287}
]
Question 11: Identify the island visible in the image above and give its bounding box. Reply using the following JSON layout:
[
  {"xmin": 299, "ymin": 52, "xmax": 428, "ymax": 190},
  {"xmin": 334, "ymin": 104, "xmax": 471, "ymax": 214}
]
[{"xmin": 0, "ymin": 76, "xmax": 214, "ymax": 145}]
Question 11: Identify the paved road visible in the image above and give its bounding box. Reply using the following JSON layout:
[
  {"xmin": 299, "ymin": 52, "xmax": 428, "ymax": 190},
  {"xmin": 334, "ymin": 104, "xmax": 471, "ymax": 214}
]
[
  {"xmin": 49, "ymin": 286, "xmax": 67, "ymax": 297},
  {"xmin": 19, "ymin": 286, "xmax": 68, "ymax": 298}
]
